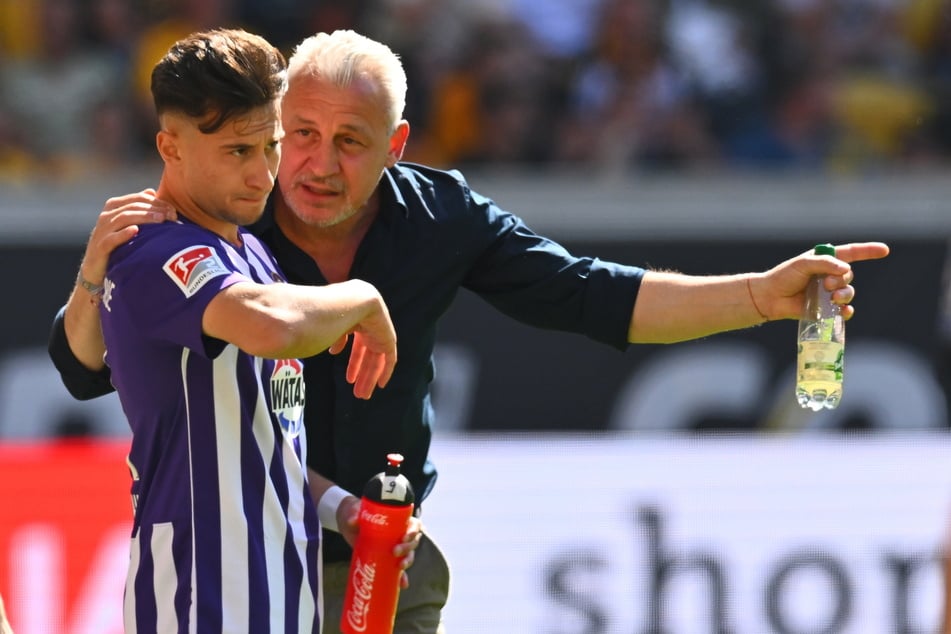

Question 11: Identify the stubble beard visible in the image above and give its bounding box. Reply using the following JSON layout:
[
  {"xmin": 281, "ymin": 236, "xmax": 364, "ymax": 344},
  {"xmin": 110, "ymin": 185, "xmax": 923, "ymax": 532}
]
[{"xmin": 288, "ymin": 185, "xmax": 362, "ymax": 230}]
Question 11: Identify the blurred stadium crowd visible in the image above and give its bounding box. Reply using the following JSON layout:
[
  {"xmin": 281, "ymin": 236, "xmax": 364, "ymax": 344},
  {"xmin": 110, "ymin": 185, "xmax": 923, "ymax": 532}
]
[{"xmin": 0, "ymin": 0, "xmax": 950, "ymax": 182}]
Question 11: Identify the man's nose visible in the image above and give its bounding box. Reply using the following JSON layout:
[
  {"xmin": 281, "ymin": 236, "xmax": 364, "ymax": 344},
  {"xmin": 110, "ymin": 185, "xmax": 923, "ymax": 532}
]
[
  {"xmin": 303, "ymin": 140, "xmax": 339, "ymax": 177},
  {"xmin": 247, "ymin": 154, "xmax": 276, "ymax": 190}
]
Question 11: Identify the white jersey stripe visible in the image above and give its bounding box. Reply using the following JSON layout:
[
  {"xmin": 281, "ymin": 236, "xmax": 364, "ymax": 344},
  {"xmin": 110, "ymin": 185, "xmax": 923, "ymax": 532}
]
[
  {"xmin": 152, "ymin": 522, "xmax": 178, "ymax": 634},
  {"xmin": 244, "ymin": 242, "xmax": 274, "ymax": 284},
  {"xmin": 282, "ymin": 435, "xmax": 314, "ymax": 632},
  {"xmin": 315, "ymin": 546, "xmax": 324, "ymax": 632},
  {"xmin": 124, "ymin": 534, "xmax": 140, "ymax": 634},
  {"xmin": 213, "ymin": 345, "xmax": 250, "ymax": 632}
]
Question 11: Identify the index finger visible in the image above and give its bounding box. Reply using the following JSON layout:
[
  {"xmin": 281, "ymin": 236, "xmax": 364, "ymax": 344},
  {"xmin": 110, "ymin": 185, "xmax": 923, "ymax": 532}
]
[
  {"xmin": 377, "ymin": 351, "xmax": 397, "ymax": 389},
  {"xmin": 103, "ymin": 189, "xmax": 160, "ymax": 212},
  {"xmin": 832, "ymin": 242, "xmax": 890, "ymax": 264}
]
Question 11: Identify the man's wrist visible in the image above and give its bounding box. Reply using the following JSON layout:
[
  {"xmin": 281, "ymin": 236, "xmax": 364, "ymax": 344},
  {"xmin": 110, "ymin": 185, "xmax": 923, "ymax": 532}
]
[
  {"xmin": 318, "ymin": 485, "xmax": 351, "ymax": 532},
  {"xmin": 77, "ymin": 272, "xmax": 105, "ymax": 305}
]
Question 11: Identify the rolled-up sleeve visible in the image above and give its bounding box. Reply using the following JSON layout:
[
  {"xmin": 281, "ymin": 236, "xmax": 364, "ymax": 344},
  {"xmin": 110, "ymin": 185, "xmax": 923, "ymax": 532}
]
[
  {"xmin": 48, "ymin": 305, "xmax": 115, "ymax": 400},
  {"xmin": 462, "ymin": 191, "xmax": 644, "ymax": 351}
]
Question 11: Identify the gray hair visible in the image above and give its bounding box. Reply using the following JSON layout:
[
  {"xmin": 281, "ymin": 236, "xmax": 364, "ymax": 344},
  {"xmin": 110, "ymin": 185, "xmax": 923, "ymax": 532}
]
[{"xmin": 288, "ymin": 30, "xmax": 407, "ymax": 132}]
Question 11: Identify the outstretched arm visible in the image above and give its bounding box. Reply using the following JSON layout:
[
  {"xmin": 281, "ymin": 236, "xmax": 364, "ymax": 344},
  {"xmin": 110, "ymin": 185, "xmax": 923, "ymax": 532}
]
[
  {"xmin": 203, "ymin": 278, "xmax": 398, "ymax": 399},
  {"xmin": 628, "ymin": 242, "xmax": 890, "ymax": 344}
]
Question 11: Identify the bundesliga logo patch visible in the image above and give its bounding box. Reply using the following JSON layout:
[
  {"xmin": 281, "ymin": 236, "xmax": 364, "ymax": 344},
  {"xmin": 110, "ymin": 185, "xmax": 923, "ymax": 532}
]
[
  {"xmin": 163, "ymin": 245, "xmax": 229, "ymax": 297},
  {"xmin": 271, "ymin": 359, "xmax": 305, "ymax": 438}
]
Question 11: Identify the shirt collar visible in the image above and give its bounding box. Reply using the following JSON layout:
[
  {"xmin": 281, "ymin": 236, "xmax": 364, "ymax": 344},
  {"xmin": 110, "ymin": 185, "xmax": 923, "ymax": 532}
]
[{"xmin": 381, "ymin": 165, "xmax": 411, "ymax": 219}]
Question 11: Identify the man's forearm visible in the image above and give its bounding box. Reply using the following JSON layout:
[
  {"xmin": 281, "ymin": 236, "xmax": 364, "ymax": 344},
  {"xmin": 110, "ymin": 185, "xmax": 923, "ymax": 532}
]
[
  {"xmin": 627, "ymin": 242, "xmax": 888, "ymax": 344},
  {"xmin": 63, "ymin": 282, "xmax": 108, "ymax": 371},
  {"xmin": 628, "ymin": 271, "xmax": 764, "ymax": 344}
]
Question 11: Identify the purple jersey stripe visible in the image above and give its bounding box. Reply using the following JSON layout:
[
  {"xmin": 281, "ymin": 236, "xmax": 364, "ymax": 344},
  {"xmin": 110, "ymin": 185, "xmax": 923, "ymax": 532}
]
[{"xmin": 184, "ymin": 348, "xmax": 225, "ymax": 632}]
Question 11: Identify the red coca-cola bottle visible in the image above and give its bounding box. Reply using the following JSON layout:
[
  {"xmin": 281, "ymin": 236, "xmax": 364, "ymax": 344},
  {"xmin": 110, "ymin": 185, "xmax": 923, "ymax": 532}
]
[{"xmin": 341, "ymin": 453, "xmax": 415, "ymax": 634}]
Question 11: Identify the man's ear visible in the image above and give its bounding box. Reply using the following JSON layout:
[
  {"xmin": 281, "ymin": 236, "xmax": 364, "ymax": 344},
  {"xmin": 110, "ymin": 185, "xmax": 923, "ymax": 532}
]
[
  {"xmin": 155, "ymin": 129, "xmax": 181, "ymax": 164},
  {"xmin": 385, "ymin": 120, "xmax": 410, "ymax": 167}
]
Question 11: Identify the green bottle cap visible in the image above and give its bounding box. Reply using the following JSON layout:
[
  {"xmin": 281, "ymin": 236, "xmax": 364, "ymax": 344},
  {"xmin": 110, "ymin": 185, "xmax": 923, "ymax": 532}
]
[{"xmin": 814, "ymin": 243, "xmax": 835, "ymax": 256}]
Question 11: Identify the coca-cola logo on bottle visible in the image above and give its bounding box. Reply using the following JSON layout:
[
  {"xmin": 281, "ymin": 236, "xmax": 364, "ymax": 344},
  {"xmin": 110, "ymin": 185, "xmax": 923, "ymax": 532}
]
[
  {"xmin": 346, "ymin": 558, "xmax": 376, "ymax": 632},
  {"xmin": 360, "ymin": 509, "xmax": 389, "ymax": 526}
]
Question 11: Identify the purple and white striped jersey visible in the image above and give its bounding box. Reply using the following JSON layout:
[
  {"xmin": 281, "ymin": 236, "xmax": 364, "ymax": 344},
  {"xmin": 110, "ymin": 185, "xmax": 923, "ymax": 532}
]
[{"xmin": 99, "ymin": 218, "xmax": 321, "ymax": 634}]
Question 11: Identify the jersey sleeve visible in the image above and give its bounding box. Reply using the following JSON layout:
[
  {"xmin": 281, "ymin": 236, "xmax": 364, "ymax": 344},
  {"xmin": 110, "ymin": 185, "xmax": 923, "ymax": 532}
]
[
  {"xmin": 103, "ymin": 229, "xmax": 248, "ymax": 357},
  {"xmin": 47, "ymin": 304, "xmax": 115, "ymax": 400}
]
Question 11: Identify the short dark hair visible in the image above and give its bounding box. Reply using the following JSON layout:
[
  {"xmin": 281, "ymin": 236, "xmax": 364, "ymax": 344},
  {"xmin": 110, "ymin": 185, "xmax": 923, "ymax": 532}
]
[{"xmin": 151, "ymin": 28, "xmax": 286, "ymax": 134}]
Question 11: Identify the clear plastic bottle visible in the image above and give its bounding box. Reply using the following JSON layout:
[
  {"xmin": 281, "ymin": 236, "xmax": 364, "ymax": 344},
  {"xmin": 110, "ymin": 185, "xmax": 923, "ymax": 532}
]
[
  {"xmin": 341, "ymin": 453, "xmax": 415, "ymax": 634},
  {"xmin": 796, "ymin": 243, "xmax": 845, "ymax": 410}
]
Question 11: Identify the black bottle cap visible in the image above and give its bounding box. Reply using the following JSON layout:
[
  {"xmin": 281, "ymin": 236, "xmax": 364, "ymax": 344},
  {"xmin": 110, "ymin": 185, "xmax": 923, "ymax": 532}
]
[{"xmin": 363, "ymin": 453, "xmax": 415, "ymax": 505}]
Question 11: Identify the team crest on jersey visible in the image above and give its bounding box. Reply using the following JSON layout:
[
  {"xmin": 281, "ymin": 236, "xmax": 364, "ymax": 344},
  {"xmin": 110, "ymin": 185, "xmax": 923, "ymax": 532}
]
[
  {"xmin": 270, "ymin": 359, "xmax": 305, "ymax": 438},
  {"xmin": 163, "ymin": 246, "xmax": 229, "ymax": 297}
]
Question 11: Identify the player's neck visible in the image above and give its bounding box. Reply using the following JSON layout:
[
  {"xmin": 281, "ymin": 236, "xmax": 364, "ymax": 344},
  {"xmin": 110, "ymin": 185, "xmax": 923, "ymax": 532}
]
[{"xmin": 156, "ymin": 179, "xmax": 242, "ymax": 246}]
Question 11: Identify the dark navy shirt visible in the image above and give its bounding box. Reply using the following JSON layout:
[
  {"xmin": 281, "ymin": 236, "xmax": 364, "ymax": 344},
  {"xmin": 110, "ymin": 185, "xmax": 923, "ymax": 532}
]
[{"xmin": 50, "ymin": 162, "xmax": 645, "ymax": 562}]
